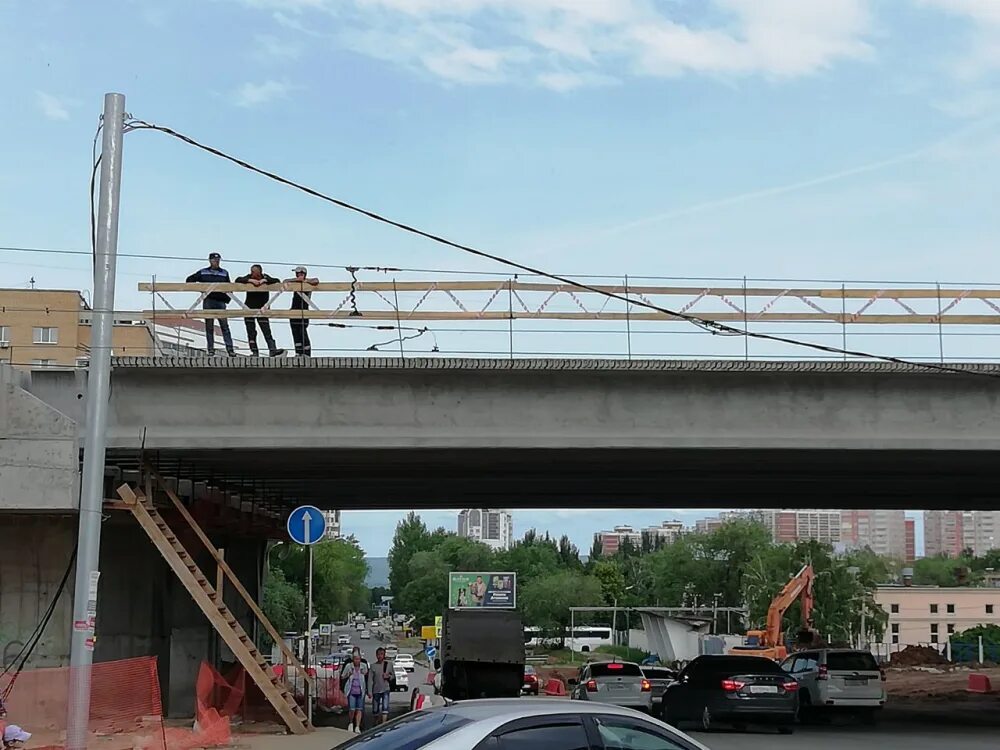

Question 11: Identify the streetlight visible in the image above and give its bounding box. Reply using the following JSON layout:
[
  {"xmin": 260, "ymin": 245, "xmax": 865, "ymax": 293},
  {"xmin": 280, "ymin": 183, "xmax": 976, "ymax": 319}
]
[{"xmin": 612, "ymin": 585, "xmax": 635, "ymax": 647}]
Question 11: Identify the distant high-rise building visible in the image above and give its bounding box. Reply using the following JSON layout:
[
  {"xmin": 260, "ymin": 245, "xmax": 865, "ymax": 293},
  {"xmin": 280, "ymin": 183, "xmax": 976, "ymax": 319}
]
[
  {"xmin": 842, "ymin": 510, "xmax": 907, "ymax": 559},
  {"xmin": 757, "ymin": 510, "xmax": 842, "ymax": 544},
  {"xmin": 694, "ymin": 511, "xmax": 758, "ymax": 534},
  {"xmin": 458, "ymin": 509, "xmax": 513, "ymax": 550},
  {"xmin": 322, "ymin": 510, "xmax": 341, "ymax": 540},
  {"xmin": 595, "ymin": 525, "xmax": 643, "ymax": 556},
  {"xmin": 643, "ymin": 520, "xmax": 685, "ymax": 546},
  {"xmin": 924, "ymin": 511, "xmax": 1000, "ymax": 558},
  {"xmin": 904, "ymin": 518, "xmax": 916, "ymax": 561}
]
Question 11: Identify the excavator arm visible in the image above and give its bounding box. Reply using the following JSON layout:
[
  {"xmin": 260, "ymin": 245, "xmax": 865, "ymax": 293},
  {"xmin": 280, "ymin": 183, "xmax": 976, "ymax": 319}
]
[{"xmin": 762, "ymin": 564, "xmax": 815, "ymax": 648}]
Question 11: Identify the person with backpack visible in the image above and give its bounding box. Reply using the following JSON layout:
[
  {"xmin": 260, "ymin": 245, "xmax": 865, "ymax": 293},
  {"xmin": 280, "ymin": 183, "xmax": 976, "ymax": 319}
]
[
  {"xmin": 370, "ymin": 647, "xmax": 394, "ymax": 725},
  {"xmin": 339, "ymin": 648, "xmax": 369, "ymax": 734}
]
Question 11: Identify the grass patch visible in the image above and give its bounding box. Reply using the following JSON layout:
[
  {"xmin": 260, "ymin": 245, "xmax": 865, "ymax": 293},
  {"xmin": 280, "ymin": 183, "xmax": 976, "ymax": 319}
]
[{"xmin": 595, "ymin": 645, "xmax": 651, "ymax": 663}]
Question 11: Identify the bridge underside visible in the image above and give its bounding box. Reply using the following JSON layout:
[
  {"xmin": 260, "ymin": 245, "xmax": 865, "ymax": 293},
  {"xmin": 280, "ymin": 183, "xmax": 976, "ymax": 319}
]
[{"xmin": 108, "ymin": 446, "xmax": 1000, "ymax": 512}]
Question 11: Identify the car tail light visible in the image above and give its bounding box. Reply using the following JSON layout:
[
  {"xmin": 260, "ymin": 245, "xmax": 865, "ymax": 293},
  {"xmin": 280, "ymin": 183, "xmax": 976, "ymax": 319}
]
[
  {"xmin": 818, "ymin": 664, "xmax": 829, "ymax": 681},
  {"xmin": 721, "ymin": 679, "xmax": 745, "ymax": 692},
  {"xmin": 782, "ymin": 681, "xmax": 799, "ymax": 692},
  {"xmin": 641, "ymin": 679, "xmax": 651, "ymax": 692},
  {"xmin": 586, "ymin": 679, "xmax": 599, "ymax": 692}
]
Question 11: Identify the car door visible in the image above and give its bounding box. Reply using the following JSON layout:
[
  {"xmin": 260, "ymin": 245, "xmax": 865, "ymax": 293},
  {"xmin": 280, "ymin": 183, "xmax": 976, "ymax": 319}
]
[
  {"xmin": 475, "ymin": 716, "xmax": 594, "ymax": 750},
  {"xmin": 787, "ymin": 652, "xmax": 819, "ymax": 704},
  {"xmin": 588, "ymin": 714, "xmax": 702, "ymax": 750},
  {"xmin": 662, "ymin": 665, "xmax": 697, "ymax": 720},
  {"xmin": 572, "ymin": 666, "xmax": 590, "ymax": 700}
]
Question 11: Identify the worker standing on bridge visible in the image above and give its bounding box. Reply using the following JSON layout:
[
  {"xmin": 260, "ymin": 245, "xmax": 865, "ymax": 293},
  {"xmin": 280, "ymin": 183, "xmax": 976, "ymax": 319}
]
[
  {"xmin": 234, "ymin": 265, "xmax": 286, "ymax": 357},
  {"xmin": 285, "ymin": 266, "xmax": 319, "ymax": 356},
  {"xmin": 186, "ymin": 252, "xmax": 235, "ymax": 357}
]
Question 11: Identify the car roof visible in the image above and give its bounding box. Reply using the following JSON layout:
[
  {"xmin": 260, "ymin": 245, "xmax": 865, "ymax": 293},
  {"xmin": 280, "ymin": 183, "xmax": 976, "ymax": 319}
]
[
  {"xmin": 439, "ymin": 698, "xmax": 652, "ymax": 721},
  {"xmin": 585, "ymin": 660, "xmax": 640, "ymax": 667}
]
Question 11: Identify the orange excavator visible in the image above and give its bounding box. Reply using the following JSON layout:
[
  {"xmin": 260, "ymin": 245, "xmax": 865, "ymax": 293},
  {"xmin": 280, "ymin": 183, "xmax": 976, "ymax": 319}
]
[{"xmin": 729, "ymin": 564, "xmax": 823, "ymax": 661}]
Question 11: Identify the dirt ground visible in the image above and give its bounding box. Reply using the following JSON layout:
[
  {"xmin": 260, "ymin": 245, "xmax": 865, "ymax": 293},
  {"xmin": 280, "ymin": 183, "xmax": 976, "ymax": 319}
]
[{"xmin": 886, "ymin": 665, "xmax": 1000, "ymax": 698}]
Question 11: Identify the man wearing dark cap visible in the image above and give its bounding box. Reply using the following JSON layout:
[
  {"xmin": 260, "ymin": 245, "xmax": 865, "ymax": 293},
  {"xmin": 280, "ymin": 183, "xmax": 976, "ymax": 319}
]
[
  {"xmin": 284, "ymin": 266, "xmax": 319, "ymax": 356},
  {"xmin": 235, "ymin": 264, "xmax": 285, "ymax": 357},
  {"xmin": 186, "ymin": 252, "xmax": 235, "ymax": 356}
]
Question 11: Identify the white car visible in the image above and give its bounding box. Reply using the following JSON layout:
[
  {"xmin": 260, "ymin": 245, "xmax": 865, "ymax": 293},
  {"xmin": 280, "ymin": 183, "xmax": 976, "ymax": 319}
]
[
  {"xmin": 360, "ymin": 630, "xmax": 371, "ymax": 640},
  {"xmin": 385, "ymin": 645, "xmax": 399, "ymax": 659},
  {"xmin": 396, "ymin": 653, "xmax": 415, "ymax": 672},
  {"xmin": 781, "ymin": 648, "xmax": 886, "ymax": 721},
  {"xmin": 393, "ymin": 666, "xmax": 409, "ymax": 692},
  {"xmin": 337, "ymin": 634, "xmax": 351, "ymax": 646}
]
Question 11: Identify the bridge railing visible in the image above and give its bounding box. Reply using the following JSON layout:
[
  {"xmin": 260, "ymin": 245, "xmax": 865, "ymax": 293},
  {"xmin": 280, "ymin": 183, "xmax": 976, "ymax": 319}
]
[{"xmin": 136, "ymin": 271, "xmax": 1000, "ymax": 362}]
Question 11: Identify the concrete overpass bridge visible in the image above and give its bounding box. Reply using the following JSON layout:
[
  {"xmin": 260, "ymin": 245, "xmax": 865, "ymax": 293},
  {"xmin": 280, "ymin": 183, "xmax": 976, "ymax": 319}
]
[{"xmin": 17, "ymin": 355, "xmax": 1000, "ymax": 511}]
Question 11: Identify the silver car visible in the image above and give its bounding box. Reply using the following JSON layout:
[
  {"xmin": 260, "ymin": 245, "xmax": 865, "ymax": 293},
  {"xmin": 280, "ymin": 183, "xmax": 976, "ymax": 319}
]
[
  {"xmin": 781, "ymin": 648, "xmax": 886, "ymax": 721},
  {"xmin": 569, "ymin": 660, "xmax": 653, "ymax": 712},
  {"xmin": 337, "ymin": 698, "xmax": 711, "ymax": 749}
]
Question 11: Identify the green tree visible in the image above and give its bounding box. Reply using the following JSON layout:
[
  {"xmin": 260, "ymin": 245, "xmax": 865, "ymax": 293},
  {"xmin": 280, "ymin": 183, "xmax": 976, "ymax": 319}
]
[
  {"xmin": 396, "ymin": 550, "xmax": 450, "ymax": 626},
  {"xmin": 520, "ymin": 570, "xmax": 603, "ymax": 637},
  {"xmin": 388, "ymin": 512, "xmax": 436, "ymax": 597},
  {"xmin": 262, "ymin": 567, "xmax": 305, "ymax": 637},
  {"xmin": 274, "ymin": 538, "xmax": 370, "ymax": 624},
  {"xmin": 592, "ymin": 559, "xmax": 627, "ymax": 607},
  {"xmin": 498, "ymin": 533, "xmax": 562, "ymax": 586},
  {"xmin": 558, "ymin": 535, "xmax": 583, "ymax": 570},
  {"xmin": 914, "ymin": 554, "xmax": 976, "ymax": 587},
  {"xmin": 589, "ymin": 536, "xmax": 603, "ymax": 561}
]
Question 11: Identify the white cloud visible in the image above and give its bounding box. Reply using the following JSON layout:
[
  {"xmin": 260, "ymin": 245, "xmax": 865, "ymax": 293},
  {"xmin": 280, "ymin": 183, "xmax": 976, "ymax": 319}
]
[
  {"xmin": 35, "ymin": 91, "xmax": 71, "ymax": 121},
  {"xmin": 231, "ymin": 0, "xmax": 875, "ymax": 88},
  {"xmin": 231, "ymin": 79, "xmax": 295, "ymax": 107}
]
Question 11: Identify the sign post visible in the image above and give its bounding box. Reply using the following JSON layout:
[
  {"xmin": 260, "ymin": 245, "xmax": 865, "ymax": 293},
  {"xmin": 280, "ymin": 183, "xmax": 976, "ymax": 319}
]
[{"xmin": 287, "ymin": 505, "xmax": 326, "ymax": 726}]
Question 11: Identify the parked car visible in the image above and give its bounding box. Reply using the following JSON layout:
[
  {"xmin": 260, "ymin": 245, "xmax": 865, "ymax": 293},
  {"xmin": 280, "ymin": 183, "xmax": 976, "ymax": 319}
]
[
  {"xmin": 521, "ymin": 664, "xmax": 540, "ymax": 696},
  {"xmin": 393, "ymin": 666, "xmax": 410, "ymax": 692},
  {"xmin": 568, "ymin": 660, "xmax": 652, "ymax": 712},
  {"xmin": 641, "ymin": 666, "xmax": 677, "ymax": 708},
  {"xmin": 660, "ymin": 654, "xmax": 798, "ymax": 734},
  {"xmin": 781, "ymin": 648, "xmax": 885, "ymax": 721},
  {"xmin": 337, "ymin": 634, "xmax": 351, "ymax": 646},
  {"xmin": 396, "ymin": 653, "xmax": 416, "ymax": 672},
  {"xmin": 335, "ymin": 698, "xmax": 713, "ymax": 750}
]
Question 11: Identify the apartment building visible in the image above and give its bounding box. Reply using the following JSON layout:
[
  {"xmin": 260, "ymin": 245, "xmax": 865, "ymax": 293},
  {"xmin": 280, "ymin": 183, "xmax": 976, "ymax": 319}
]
[
  {"xmin": 757, "ymin": 509, "xmax": 842, "ymax": 544},
  {"xmin": 644, "ymin": 520, "xmax": 685, "ymax": 545},
  {"xmin": 458, "ymin": 508, "xmax": 514, "ymax": 551},
  {"xmin": 876, "ymin": 585, "xmax": 1000, "ymax": 646},
  {"xmin": 924, "ymin": 511, "xmax": 1000, "ymax": 558},
  {"xmin": 905, "ymin": 518, "xmax": 916, "ymax": 562},
  {"xmin": 322, "ymin": 510, "xmax": 342, "ymax": 540},
  {"xmin": 842, "ymin": 509, "xmax": 907, "ymax": 559},
  {"xmin": 0, "ymin": 289, "xmax": 153, "ymax": 368},
  {"xmin": 595, "ymin": 525, "xmax": 643, "ymax": 555},
  {"xmin": 694, "ymin": 511, "xmax": 757, "ymax": 534}
]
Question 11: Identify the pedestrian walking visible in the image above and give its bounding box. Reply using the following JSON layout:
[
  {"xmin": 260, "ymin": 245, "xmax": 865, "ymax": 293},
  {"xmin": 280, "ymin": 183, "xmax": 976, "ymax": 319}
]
[
  {"xmin": 339, "ymin": 648, "xmax": 369, "ymax": 734},
  {"xmin": 285, "ymin": 266, "xmax": 319, "ymax": 356},
  {"xmin": 186, "ymin": 252, "xmax": 235, "ymax": 356},
  {"xmin": 370, "ymin": 647, "xmax": 393, "ymax": 725},
  {"xmin": 234, "ymin": 264, "xmax": 285, "ymax": 357}
]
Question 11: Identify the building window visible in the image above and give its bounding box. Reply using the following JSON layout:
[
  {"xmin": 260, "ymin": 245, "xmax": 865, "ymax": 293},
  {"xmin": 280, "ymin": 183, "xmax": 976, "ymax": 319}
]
[
  {"xmin": 930, "ymin": 623, "xmax": 938, "ymax": 643},
  {"xmin": 32, "ymin": 326, "xmax": 58, "ymax": 344},
  {"xmin": 891, "ymin": 623, "xmax": 899, "ymax": 634},
  {"xmin": 31, "ymin": 359, "xmax": 55, "ymax": 368},
  {"xmin": 0, "ymin": 325, "xmax": 9, "ymax": 345},
  {"xmin": 930, "ymin": 604, "xmax": 938, "ymax": 614},
  {"xmin": 987, "ymin": 604, "xmax": 994, "ymax": 615},
  {"xmin": 947, "ymin": 624, "xmax": 955, "ymax": 634},
  {"xmin": 891, "ymin": 604, "xmax": 899, "ymax": 614},
  {"xmin": 946, "ymin": 604, "xmax": 955, "ymax": 614}
]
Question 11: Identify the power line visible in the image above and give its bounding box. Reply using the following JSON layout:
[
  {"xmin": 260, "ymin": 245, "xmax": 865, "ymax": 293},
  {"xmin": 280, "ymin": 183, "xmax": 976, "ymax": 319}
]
[{"xmin": 120, "ymin": 118, "xmax": 1000, "ymax": 381}]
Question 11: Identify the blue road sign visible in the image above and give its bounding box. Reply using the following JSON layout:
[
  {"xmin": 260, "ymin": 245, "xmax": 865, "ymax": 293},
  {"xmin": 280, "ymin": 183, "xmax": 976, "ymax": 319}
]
[
  {"xmin": 425, "ymin": 645, "xmax": 437, "ymax": 660},
  {"xmin": 287, "ymin": 505, "xmax": 326, "ymax": 546}
]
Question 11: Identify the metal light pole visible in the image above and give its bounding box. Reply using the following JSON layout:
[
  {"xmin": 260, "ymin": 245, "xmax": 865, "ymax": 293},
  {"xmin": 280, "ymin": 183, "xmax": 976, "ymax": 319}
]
[
  {"xmin": 305, "ymin": 545, "xmax": 314, "ymax": 725},
  {"xmin": 67, "ymin": 92, "xmax": 126, "ymax": 750}
]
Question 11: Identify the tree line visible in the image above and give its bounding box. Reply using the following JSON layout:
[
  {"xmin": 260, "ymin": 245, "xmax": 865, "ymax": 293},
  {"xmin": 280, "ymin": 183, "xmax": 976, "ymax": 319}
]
[{"xmin": 388, "ymin": 512, "xmax": 894, "ymax": 644}]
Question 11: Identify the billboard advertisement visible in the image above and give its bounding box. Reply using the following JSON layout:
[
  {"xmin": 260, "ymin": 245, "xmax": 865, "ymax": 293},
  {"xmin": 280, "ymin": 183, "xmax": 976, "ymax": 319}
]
[{"xmin": 448, "ymin": 572, "xmax": 516, "ymax": 609}]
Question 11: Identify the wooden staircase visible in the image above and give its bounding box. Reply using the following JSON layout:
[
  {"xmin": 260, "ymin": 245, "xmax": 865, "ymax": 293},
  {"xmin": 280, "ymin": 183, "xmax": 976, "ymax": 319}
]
[{"xmin": 117, "ymin": 484, "xmax": 311, "ymax": 735}]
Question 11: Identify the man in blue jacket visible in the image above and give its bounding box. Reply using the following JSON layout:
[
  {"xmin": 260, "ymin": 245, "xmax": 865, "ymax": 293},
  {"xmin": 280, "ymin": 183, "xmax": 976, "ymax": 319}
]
[{"xmin": 186, "ymin": 252, "xmax": 235, "ymax": 356}]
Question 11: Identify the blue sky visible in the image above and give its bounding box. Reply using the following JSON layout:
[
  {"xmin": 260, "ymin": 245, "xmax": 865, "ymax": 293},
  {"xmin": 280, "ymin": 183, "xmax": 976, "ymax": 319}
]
[{"xmin": 0, "ymin": 3, "xmax": 994, "ymax": 542}]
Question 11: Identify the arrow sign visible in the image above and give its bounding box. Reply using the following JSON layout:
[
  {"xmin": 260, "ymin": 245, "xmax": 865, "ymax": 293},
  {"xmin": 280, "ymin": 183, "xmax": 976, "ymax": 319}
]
[{"xmin": 287, "ymin": 505, "xmax": 326, "ymax": 546}]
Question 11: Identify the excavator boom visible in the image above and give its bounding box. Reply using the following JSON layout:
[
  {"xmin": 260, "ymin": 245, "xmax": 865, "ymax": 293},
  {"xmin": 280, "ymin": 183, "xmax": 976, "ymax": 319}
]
[{"xmin": 731, "ymin": 564, "xmax": 817, "ymax": 660}]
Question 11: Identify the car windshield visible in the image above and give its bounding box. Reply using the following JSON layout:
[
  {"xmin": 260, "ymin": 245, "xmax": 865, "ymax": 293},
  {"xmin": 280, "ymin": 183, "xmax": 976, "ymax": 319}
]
[
  {"xmin": 591, "ymin": 663, "xmax": 642, "ymax": 678},
  {"xmin": 827, "ymin": 652, "xmax": 880, "ymax": 671},
  {"xmin": 338, "ymin": 710, "xmax": 470, "ymax": 750}
]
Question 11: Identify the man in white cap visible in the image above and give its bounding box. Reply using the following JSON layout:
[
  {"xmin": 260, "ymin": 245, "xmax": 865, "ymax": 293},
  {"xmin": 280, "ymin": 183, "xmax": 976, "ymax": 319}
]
[
  {"xmin": 3, "ymin": 725, "xmax": 31, "ymax": 750},
  {"xmin": 284, "ymin": 266, "xmax": 319, "ymax": 356}
]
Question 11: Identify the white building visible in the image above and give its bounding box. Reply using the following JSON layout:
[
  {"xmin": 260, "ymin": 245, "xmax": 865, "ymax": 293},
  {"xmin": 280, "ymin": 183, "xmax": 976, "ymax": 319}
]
[
  {"xmin": 322, "ymin": 510, "xmax": 341, "ymax": 540},
  {"xmin": 458, "ymin": 509, "xmax": 513, "ymax": 551}
]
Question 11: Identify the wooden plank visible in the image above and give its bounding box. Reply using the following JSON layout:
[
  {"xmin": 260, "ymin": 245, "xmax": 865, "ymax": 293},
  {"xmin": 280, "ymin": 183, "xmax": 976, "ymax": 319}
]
[
  {"xmin": 148, "ymin": 468, "xmax": 313, "ymax": 686},
  {"xmin": 137, "ymin": 280, "xmax": 1000, "ymax": 299},
  {"xmin": 117, "ymin": 485, "xmax": 309, "ymax": 734},
  {"xmin": 142, "ymin": 309, "xmax": 1000, "ymax": 324},
  {"xmin": 217, "ymin": 548, "xmax": 225, "ymax": 602}
]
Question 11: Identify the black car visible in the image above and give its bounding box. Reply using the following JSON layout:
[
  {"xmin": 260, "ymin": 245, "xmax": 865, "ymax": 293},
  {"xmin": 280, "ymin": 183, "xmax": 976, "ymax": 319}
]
[{"xmin": 659, "ymin": 655, "xmax": 799, "ymax": 734}]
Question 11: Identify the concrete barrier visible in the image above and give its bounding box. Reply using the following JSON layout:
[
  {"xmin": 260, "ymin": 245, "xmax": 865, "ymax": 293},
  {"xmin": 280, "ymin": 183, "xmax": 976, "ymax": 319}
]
[
  {"xmin": 967, "ymin": 673, "xmax": 993, "ymax": 694},
  {"xmin": 543, "ymin": 678, "xmax": 567, "ymax": 697}
]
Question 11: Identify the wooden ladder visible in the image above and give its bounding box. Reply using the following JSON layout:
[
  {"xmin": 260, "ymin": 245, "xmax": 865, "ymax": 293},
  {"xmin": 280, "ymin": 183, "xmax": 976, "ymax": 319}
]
[{"xmin": 117, "ymin": 484, "xmax": 311, "ymax": 735}]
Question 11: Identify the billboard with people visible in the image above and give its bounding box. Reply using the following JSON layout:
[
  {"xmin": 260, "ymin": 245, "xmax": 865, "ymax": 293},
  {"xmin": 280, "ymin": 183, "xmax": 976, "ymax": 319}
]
[{"xmin": 448, "ymin": 572, "xmax": 516, "ymax": 609}]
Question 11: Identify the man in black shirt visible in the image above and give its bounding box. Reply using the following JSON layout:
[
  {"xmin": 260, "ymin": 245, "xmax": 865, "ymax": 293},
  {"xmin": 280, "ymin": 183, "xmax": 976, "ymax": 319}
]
[
  {"xmin": 285, "ymin": 266, "xmax": 319, "ymax": 356},
  {"xmin": 185, "ymin": 252, "xmax": 235, "ymax": 356},
  {"xmin": 234, "ymin": 264, "xmax": 286, "ymax": 357}
]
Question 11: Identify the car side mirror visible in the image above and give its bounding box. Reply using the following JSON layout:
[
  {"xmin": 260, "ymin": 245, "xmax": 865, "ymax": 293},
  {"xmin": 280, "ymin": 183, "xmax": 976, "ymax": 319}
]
[
  {"xmin": 567, "ymin": 678, "xmax": 578, "ymax": 686},
  {"xmin": 433, "ymin": 658, "xmax": 441, "ymax": 671}
]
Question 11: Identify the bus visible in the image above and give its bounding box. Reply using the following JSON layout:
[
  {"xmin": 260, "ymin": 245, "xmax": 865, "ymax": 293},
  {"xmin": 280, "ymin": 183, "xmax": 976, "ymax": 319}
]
[{"xmin": 524, "ymin": 626, "xmax": 613, "ymax": 653}]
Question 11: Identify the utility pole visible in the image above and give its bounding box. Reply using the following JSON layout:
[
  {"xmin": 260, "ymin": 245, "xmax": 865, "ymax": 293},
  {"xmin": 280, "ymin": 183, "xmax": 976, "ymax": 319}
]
[{"xmin": 66, "ymin": 92, "xmax": 125, "ymax": 750}]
